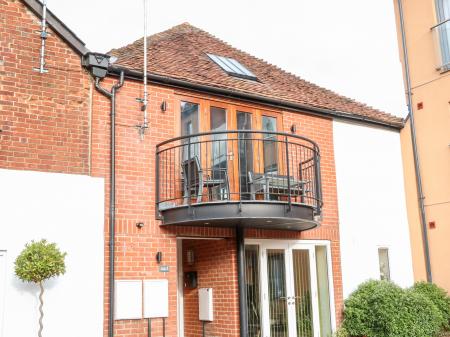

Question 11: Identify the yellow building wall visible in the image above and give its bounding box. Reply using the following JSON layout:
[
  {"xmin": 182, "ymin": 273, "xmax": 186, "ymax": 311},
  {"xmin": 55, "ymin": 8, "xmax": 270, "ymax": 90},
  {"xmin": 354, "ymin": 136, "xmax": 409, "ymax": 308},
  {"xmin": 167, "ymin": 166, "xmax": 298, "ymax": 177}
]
[{"xmin": 394, "ymin": 0, "xmax": 450, "ymax": 290}]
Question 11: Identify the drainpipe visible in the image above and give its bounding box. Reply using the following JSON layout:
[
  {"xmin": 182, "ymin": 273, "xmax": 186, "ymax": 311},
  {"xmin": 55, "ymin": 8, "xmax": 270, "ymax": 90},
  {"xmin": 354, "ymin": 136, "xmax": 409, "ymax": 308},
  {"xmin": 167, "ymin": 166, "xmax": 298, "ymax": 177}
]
[
  {"xmin": 397, "ymin": 0, "xmax": 432, "ymax": 282},
  {"xmin": 94, "ymin": 71, "xmax": 125, "ymax": 337},
  {"xmin": 236, "ymin": 226, "xmax": 248, "ymax": 337}
]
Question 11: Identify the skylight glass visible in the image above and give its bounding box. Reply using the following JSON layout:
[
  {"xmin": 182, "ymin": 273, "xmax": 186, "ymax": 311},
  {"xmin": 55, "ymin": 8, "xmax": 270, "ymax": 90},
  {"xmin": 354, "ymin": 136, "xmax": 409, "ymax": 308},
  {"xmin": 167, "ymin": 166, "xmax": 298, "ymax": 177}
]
[{"xmin": 207, "ymin": 54, "xmax": 258, "ymax": 81}]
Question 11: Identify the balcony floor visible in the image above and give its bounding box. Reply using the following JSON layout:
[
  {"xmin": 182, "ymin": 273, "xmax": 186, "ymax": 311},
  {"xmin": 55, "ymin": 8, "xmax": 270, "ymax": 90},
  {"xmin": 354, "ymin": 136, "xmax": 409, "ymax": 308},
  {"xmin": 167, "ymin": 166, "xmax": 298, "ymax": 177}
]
[{"xmin": 159, "ymin": 201, "xmax": 319, "ymax": 231}]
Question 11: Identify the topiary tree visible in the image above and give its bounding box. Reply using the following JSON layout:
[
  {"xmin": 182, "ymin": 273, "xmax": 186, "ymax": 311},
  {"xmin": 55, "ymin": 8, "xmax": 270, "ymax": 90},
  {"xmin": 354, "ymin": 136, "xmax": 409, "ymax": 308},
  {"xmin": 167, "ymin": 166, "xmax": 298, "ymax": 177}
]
[{"xmin": 15, "ymin": 240, "xmax": 66, "ymax": 337}]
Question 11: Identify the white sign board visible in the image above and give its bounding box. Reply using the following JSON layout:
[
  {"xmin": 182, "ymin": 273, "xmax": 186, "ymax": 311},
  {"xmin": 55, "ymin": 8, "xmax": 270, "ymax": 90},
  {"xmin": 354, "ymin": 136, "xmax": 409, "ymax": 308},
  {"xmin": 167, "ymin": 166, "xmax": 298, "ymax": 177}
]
[
  {"xmin": 199, "ymin": 288, "xmax": 213, "ymax": 321},
  {"xmin": 114, "ymin": 280, "xmax": 142, "ymax": 320},
  {"xmin": 143, "ymin": 279, "xmax": 169, "ymax": 318}
]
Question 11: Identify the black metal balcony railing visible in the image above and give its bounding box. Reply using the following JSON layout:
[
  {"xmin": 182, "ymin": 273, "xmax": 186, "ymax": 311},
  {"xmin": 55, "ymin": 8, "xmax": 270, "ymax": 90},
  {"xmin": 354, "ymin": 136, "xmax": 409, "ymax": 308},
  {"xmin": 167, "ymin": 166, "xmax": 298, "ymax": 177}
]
[{"xmin": 156, "ymin": 130, "xmax": 322, "ymax": 228}]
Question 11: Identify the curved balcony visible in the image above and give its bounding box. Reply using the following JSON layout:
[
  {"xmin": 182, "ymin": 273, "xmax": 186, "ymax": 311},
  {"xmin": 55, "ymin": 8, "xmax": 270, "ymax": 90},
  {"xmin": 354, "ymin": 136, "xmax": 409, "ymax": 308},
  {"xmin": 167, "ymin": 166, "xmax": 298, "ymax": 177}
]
[{"xmin": 156, "ymin": 130, "xmax": 322, "ymax": 231}]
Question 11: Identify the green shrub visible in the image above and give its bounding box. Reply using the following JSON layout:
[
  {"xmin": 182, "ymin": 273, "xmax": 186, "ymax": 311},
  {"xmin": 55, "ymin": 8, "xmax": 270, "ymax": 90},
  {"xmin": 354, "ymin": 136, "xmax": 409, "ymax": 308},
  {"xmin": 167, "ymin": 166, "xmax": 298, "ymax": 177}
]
[
  {"xmin": 412, "ymin": 282, "xmax": 450, "ymax": 331},
  {"xmin": 395, "ymin": 289, "xmax": 443, "ymax": 337},
  {"xmin": 333, "ymin": 327, "xmax": 349, "ymax": 337},
  {"xmin": 343, "ymin": 280, "xmax": 443, "ymax": 337},
  {"xmin": 343, "ymin": 280, "xmax": 403, "ymax": 337}
]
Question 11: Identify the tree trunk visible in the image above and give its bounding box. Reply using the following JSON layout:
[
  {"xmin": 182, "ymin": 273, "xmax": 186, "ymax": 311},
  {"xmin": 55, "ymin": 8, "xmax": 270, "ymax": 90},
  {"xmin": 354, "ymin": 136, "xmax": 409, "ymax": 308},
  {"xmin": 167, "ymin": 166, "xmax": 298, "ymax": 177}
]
[{"xmin": 38, "ymin": 281, "xmax": 44, "ymax": 337}]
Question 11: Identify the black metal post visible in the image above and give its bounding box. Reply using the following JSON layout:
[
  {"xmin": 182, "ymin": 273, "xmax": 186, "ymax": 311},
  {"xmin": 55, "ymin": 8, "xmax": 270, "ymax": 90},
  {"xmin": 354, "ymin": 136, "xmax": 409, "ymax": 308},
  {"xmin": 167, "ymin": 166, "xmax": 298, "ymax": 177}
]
[
  {"xmin": 155, "ymin": 148, "xmax": 160, "ymax": 218},
  {"xmin": 299, "ymin": 159, "xmax": 305, "ymax": 204},
  {"xmin": 147, "ymin": 318, "xmax": 151, "ymax": 337},
  {"xmin": 187, "ymin": 137, "xmax": 192, "ymax": 214},
  {"xmin": 236, "ymin": 226, "xmax": 248, "ymax": 337},
  {"xmin": 284, "ymin": 136, "xmax": 291, "ymax": 211},
  {"xmin": 314, "ymin": 149, "xmax": 322, "ymax": 215}
]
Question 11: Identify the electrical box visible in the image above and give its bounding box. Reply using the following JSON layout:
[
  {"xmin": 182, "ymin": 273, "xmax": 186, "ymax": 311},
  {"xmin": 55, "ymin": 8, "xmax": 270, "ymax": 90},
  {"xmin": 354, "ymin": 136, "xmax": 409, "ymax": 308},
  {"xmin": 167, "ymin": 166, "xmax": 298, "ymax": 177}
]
[
  {"xmin": 114, "ymin": 280, "xmax": 142, "ymax": 320},
  {"xmin": 143, "ymin": 279, "xmax": 169, "ymax": 318},
  {"xmin": 198, "ymin": 288, "xmax": 213, "ymax": 321}
]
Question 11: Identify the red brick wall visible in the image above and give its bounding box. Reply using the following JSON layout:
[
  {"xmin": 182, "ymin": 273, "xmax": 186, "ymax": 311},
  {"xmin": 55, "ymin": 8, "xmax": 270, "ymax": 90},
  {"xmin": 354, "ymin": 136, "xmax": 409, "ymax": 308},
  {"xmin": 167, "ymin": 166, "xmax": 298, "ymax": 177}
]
[
  {"xmin": 0, "ymin": 0, "xmax": 91, "ymax": 174},
  {"xmin": 90, "ymin": 77, "xmax": 179, "ymax": 337},
  {"xmin": 90, "ymin": 76, "xmax": 343, "ymax": 337},
  {"xmin": 1, "ymin": 2, "xmax": 344, "ymax": 334},
  {"xmin": 182, "ymin": 239, "xmax": 240, "ymax": 337}
]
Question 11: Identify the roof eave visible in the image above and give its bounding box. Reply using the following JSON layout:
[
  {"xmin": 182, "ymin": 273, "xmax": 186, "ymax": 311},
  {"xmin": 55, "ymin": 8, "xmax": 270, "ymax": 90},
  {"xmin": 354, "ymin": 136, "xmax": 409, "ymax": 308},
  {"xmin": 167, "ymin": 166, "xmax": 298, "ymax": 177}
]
[{"xmin": 108, "ymin": 65, "xmax": 404, "ymax": 130}]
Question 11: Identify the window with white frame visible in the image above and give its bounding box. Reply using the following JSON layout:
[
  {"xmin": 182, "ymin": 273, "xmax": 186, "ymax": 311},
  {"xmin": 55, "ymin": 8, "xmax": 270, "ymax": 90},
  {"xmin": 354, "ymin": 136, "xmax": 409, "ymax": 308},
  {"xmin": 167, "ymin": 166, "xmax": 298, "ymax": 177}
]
[
  {"xmin": 378, "ymin": 248, "xmax": 391, "ymax": 281},
  {"xmin": 435, "ymin": 0, "xmax": 450, "ymax": 69}
]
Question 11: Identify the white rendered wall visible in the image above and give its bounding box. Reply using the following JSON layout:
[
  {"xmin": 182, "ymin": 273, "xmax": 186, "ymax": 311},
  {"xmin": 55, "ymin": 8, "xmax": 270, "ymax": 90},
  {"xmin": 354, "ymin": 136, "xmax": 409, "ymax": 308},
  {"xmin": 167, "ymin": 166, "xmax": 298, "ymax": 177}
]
[
  {"xmin": 0, "ymin": 169, "xmax": 104, "ymax": 337},
  {"xmin": 333, "ymin": 120, "xmax": 414, "ymax": 298}
]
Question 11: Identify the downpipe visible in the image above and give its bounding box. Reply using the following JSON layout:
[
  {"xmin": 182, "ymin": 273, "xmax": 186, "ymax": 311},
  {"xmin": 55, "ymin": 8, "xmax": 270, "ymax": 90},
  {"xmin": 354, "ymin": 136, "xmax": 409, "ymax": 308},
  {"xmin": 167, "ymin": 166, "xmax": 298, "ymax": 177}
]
[
  {"xmin": 397, "ymin": 0, "xmax": 432, "ymax": 282},
  {"xmin": 236, "ymin": 226, "xmax": 248, "ymax": 337},
  {"xmin": 94, "ymin": 71, "xmax": 125, "ymax": 337}
]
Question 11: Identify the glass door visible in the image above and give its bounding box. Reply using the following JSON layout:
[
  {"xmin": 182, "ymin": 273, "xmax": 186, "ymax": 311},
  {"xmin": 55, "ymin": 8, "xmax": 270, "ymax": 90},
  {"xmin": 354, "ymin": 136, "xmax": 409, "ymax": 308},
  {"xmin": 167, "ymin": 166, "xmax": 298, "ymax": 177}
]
[
  {"xmin": 208, "ymin": 105, "xmax": 230, "ymax": 201},
  {"xmin": 261, "ymin": 242, "xmax": 290, "ymax": 337},
  {"xmin": 261, "ymin": 115, "xmax": 278, "ymax": 174},
  {"xmin": 237, "ymin": 111, "xmax": 254, "ymax": 200},
  {"xmin": 288, "ymin": 245, "xmax": 320, "ymax": 337},
  {"xmin": 259, "ymin": 242, "xmax": 320, "ymax": 337}
]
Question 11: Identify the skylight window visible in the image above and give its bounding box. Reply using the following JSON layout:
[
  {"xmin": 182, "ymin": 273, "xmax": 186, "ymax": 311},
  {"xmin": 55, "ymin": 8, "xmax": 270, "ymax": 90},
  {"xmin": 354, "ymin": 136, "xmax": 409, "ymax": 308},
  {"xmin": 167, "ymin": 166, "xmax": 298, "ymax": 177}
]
[{"xmin": 207, "ymin": 54, "xmax": 258, "ymax": 81}]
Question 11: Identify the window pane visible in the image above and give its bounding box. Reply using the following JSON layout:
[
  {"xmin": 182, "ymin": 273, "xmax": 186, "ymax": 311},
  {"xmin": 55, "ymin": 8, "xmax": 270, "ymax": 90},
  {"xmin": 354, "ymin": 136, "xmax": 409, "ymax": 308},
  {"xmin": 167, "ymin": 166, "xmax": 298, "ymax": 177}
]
[
  {"xmin": 210, "ymin": 107, "xmax": 227, "ymax": 179},
  {"xmin": 245, "ymin": 245, "xmax": 261, "ymax": 337},
  {"xmin": 316, "ymin": 246, "xmax": 332, "ymax": 337},
  {"xmin": 267, "ymin": 249, "xmax": 288, "ymax": 337},
  {"xmin": 228, "ymin": 58, "xmax": 256, "ymax": 77},
  {"xmin": 436, "ymin": 0, "xmax": 450, "ymax": 66},
  {"xmin": 378, "ymin": 248, "xmax": 391, "ymax": 281},
  {"xmin": 262, "ymin": 116, "xmax": 278, "ymax": 174},
  {"xmin": 220, "ymin": 56, "xmax": 243, "ymax": 74},
  {"xmin": 237, "ymin": 112, "xmax": 253, "ymax": 199},
  {"xmin": 181, "ymin": 102, "xmax": 199, "ymax": 160},
  {"xmin": 208, "ymin": 54, "xmax": 234, "ymax": 73},
  {"xmin": 207, "ymin": 53, "xmax": 258, "ymax": 80}
]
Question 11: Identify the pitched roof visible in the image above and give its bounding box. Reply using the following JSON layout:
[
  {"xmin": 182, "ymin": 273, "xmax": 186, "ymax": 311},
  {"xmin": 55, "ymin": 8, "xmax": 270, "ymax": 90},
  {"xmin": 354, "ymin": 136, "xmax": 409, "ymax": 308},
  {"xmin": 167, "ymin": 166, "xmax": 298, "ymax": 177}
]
[{"xmin": 109, "ymin": 23, "xmax": 403, "ymax": 128}]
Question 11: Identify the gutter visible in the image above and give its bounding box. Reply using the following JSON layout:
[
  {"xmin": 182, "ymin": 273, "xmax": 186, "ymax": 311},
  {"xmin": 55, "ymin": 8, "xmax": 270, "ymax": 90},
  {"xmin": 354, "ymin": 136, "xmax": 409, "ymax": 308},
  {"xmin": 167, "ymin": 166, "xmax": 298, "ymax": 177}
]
[
  {"xmin": 108, "ymin": 66, "xmax": 404, "ymax": 130},
  {"xmin": 397, "ymin": 0, "xmax": 432, "ymax": 282}
]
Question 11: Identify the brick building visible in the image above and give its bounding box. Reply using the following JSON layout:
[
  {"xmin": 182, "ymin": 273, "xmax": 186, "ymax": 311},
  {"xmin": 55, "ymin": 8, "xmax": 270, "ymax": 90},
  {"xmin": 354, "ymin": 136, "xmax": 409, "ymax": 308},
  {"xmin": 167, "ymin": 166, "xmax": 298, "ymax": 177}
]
[{"xmin": 0, "ymin": 1, "xmax": 415, "ymax": 337}]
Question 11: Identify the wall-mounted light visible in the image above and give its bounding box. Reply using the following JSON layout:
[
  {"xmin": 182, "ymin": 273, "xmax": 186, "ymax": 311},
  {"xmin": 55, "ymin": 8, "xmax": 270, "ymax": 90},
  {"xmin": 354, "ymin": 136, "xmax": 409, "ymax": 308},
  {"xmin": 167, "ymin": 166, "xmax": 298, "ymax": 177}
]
[
  {"xmin": 186, "ymin": 249, "xmax": 195, "ymax": 265},
  {"xmin": 156, "ymin": 251, "xmax": 163, "ymax": 264},
  {"xmin": 161, "ymin": 100, "xmax": 167, "ymax": 112},
  {"xmin": 136, "ymin": 222, "xmax": 144, "ymax": 229},
  {"xmin": 290, "ymin": 124, "xmax": 297, "ymax": 134}
]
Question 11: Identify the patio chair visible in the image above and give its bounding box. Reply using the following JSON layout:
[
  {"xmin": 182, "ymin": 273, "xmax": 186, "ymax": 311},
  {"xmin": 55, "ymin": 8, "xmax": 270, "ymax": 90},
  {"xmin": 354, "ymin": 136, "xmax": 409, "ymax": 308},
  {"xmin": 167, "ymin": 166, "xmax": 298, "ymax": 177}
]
[{"xmin": 182, "ymin": 156, "xmax": 229, "ymax": 203}]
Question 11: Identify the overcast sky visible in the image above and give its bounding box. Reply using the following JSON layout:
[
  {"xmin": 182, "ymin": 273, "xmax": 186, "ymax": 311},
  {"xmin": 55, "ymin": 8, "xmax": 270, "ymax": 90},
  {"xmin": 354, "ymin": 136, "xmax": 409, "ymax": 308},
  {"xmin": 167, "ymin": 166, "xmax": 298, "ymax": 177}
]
[{"xmin": 48, "ymin": 0, "xmax": 407, "ymax": 117}]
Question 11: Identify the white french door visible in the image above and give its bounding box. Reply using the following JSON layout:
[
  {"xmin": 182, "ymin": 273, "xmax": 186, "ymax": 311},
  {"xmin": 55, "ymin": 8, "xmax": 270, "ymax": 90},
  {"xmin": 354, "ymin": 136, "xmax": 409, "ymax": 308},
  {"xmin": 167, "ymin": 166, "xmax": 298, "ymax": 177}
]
[{"xmin": 259, "ymin": 242, "xmax": 320, "ymax": 337}]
